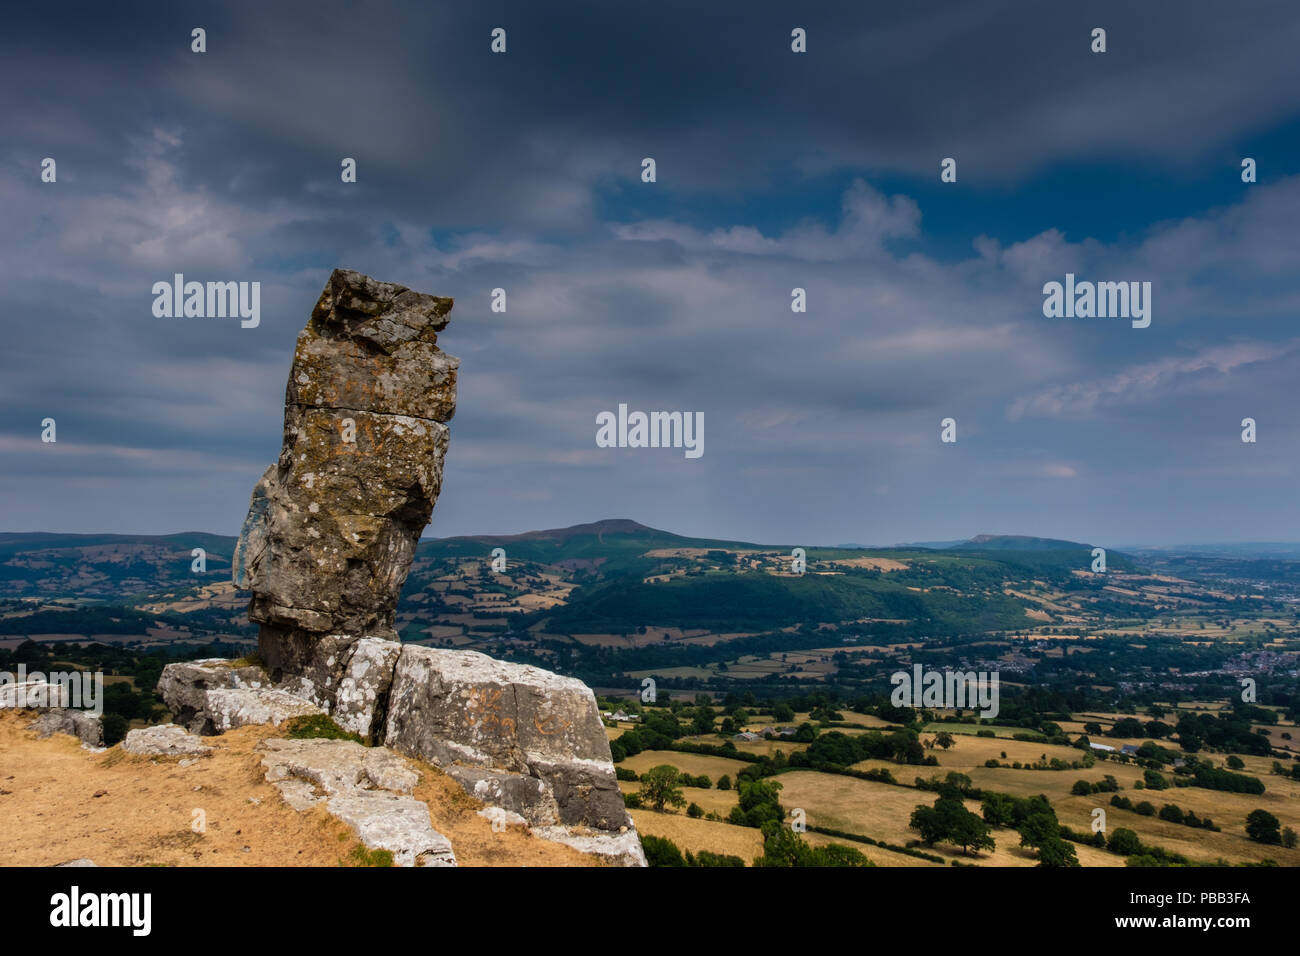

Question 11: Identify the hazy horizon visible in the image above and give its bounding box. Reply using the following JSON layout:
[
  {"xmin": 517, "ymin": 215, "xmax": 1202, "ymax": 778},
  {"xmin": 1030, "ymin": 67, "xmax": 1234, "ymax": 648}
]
[{"xmin": 7, "ymin": 517, "xmax": 1300, "ymax": 558}]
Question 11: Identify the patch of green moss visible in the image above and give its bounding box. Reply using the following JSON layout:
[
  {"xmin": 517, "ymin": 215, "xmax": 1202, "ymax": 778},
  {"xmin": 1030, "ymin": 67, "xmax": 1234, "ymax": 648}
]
[
  {"xmin": 283, "ymin": 714, "xmax": 364, "ymax": 744},
  {"xmin": 226, "ymin": 651, "xmax": 264, "ymax": 669},
  {"xmin": 346, "ymin": 844, "xmax": 394, "ymax": 867}
]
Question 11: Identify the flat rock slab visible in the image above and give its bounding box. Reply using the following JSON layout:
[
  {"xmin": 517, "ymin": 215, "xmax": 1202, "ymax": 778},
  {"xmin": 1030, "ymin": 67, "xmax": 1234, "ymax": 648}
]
[
  {"xmin": 258, "ymin": 737, "xmax": 455, "ymax": 867},
  {"xmin": 531, "ymin": 825, "xmax": 648, "ymax": 868},
  {"xmin": 121, "ymin": 724, "xmax": 213, "ymax": 757},
  {"xmin": 200, "ymin": 688, "xmax": 324, "ymax": 733},
  {"xmin": 327, "ymin": 791, "xmax": 456, "ymax": 868},
  {"xmin": 259, "ymin": 737, "xmax": 419, "ymax": 795}
]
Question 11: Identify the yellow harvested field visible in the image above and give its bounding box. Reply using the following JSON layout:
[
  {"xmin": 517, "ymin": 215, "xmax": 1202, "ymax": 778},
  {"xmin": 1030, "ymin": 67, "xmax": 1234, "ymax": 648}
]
[
  {"xmin": 825, "ymin": 556, "xmax": 908, "ymax": 571},
  {"xmin": 1056, "ymin": 792, "xmax": 1300, "ymax": 866},
  {"xmin": 925, "ymin": 735, "xmax": 1091, "ymax": 767},
  {"xmin": 619, "ymin": 781, "xmax": 737, "ymax": 816},
  {"xmin": 620, "ymin": 750, "xmax": 749, "ymax": 780},
  {"xmin": 630, "ymin": 810, "xmax": 763, "ymax": 862},
  {"xmin": 727, "ymin": 738, "xmax": 808, "ymax": 758},
  {"xmin": 840, "ymin": 711, "xmax": 898, "ymax": 728},
  {"xmin": 775, "ymin": 771, "xmax": 1124, "ymax": 868}
]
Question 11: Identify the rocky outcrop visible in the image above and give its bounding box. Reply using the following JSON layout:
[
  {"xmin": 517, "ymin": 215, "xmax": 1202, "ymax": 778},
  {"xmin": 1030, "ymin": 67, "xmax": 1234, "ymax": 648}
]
[
  {"xmin": 233, "ymin": 268, "xmax": 458, "ymax": 692},
  {"xmin": 1, "ymin": 680, "xmax": 74, "ymax": 709},
  {"xmin": 5, "ymin": 681, "xmax": 104, "ymax": 748},
  {"xmin": 157, "ymin": 659, "xmax": 324, "ymax": 734},
  {"xmin": 190, "ymin": 268, "xmax": 644, "ymax": 865},
  {"xmin": 159, "ymin": 649, "xmax": 645, "ymax": 865},
  {"xmin": 28, "ymin": 709, "xmax": 103, "ymax": 747},
  {"xmin": 384, "ymin": 648, "xmax": 629, "ymax": 827},
  {"xmin": 258, "ymin": 737, "xmax": 455, "ymax": 867},
  {"xmin": 121, "ymin": 724, "xmax": 212, "ymax": 757},
  {"xmin": 332, "ymin": 636, "xmax": 402, "ymax": 743}
]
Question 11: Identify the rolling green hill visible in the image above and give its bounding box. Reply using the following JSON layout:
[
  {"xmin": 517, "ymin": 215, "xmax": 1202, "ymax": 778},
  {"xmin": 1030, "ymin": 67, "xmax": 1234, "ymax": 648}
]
[
  {"xmin": 540, "ymin": 569, "xmax": 1029, "ymax": 634},
  {"xmin": 417, "ymin": 519, "xmax": 763, "ymax": 576}
]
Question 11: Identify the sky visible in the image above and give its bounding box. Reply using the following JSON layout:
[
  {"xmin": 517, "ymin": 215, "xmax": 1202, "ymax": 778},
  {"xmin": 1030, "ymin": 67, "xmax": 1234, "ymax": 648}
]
[{"xmin": 3, "ymin": 0, "xmax": 1300, "ymax": 548}]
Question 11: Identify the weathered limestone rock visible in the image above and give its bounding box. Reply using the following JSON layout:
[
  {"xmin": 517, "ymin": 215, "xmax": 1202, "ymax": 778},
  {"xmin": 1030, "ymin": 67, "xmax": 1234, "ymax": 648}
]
[
  {"xmin": 260, "ymin": 737, "xmax": 418, "ymax": 794},
  {"xmin": 157, "ymin": 659, "xmax": 323, "ymax": 734},
  {"xmin": 332, "ymin": 636, "xmax": 402, "ymax": 742},
  {"xmin": 477, "ymin": 806, "xmax": 528, "ymax": 830},
  {"xmin": 121, "ymin": 724, "xmax": 212, "ymax": 757},
  {"xmin": 532, "ymin": 825, "xmax": 648, "ymax": 868},
  {"xmin": 154, "ymin": 647, "xmax": 644, "ymax": 863},
  {"xmin": 233, "ymin": 269, "xmax": 458, "ymax": 691},
  {"xmin": 28, "ymin": 709, "xmax": 104, "ymax": 747},
  {"xmin": 1, "ymin": 680, "xmax": 74, "ymax": 709},
  {"xmin": 383, "ymin": 645, "xmax": 644, "ymax": 864},
  {"xmin": 258, "ymin": 737, "xmax": 456, "ymax": 867}
]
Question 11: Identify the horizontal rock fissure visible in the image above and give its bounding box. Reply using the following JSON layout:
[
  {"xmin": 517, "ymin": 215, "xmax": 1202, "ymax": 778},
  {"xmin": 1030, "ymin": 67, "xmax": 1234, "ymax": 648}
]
[{"xmin": 285, "ymin": 402, "xmax": 450, "ymax": 426}]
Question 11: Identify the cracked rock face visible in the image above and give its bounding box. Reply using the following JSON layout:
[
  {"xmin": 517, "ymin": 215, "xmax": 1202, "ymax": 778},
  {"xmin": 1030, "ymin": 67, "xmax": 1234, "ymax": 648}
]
[
  {"xmin": 332, "ymin": 636, "xmax": 402, "ymax": 743},
  {"xmin": 384, "ymin": 647, "xmax": 637, "ymax": 843},
  {"xmin": 232, "ymin": 269, "xmax": 458, "ymax": 689}
]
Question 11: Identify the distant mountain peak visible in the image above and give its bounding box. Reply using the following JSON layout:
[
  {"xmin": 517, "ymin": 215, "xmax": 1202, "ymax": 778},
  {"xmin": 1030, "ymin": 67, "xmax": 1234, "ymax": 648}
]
[
  {"xmin": 434, "ymin": 518, "xmax": 661, "ymax": 545},
  {"xmin": 957, "ymin": 534, "xmax": 1093, "ymax": 551}
]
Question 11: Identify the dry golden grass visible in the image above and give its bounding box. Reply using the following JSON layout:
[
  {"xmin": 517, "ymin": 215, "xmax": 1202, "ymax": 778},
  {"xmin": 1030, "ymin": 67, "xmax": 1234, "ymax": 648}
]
[
  {"xmin": 618, "ymin": 780, "xmax": 737, "ymax": 816},
  {"xmin": 620, "ymin": 750, "xmax": 749, "ymax": 780},
  {"xmin": 629, "ymin": 810, "xmax": 763, "ymax": 861},
  {"xmin": 0, "ymin": 710, "xmax": 595, "ymax": 867},
  {"xmin": 1056, "ymin": 792, "xmax": 1300, "ymax": 866},
  {"xmin": 727, "ymin": 738, "xmax": 808, "ymax": 758},
  {"xmin": 1254, "ymin": 724, "xmax": 1299, "ymax": 753},
  {"xmin": 824, "ymin": 556, "xmax": 908, "ymax": 571},
  {"xmin": 776, "ymin": 770, "xmax": 1124, "ymax": 868},
  {"xmin": 776, "ymin": 771, "xmax": 929, "ymax": 846},
  {"xmin": 962, "ymin": 764, "xmax": 1146, "ymax": 801}
]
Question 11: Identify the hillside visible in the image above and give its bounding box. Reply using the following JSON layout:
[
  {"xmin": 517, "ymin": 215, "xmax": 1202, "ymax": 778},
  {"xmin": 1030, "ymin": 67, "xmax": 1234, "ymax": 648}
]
[{"xmin": 0, "ymin": 711, "xmax": 594, "ymax": 867}]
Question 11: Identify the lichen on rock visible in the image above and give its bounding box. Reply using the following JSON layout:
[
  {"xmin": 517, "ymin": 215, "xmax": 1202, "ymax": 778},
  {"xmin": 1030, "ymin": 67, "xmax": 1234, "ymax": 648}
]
[{"xmin": 233, "ymin": 268, "xmax": 459, "ymax": 687}]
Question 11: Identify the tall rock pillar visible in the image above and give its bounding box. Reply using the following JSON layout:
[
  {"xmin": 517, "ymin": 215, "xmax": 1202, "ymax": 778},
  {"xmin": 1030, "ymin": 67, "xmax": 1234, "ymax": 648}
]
[{"xmin": 232, "ymin": 269, "xmax": 458, "ymax": 703}]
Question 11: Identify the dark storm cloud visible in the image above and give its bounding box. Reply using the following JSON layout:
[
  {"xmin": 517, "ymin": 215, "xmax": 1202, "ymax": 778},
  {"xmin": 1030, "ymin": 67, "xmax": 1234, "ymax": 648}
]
[
  {"xmin": 10, "ymin": 1, "xmax": 1300, "ymax": 220},
  {"xmin": 2, "ymin": 1, "xmax": 1299, "ymax": 543}
]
